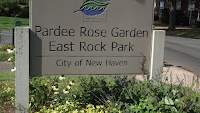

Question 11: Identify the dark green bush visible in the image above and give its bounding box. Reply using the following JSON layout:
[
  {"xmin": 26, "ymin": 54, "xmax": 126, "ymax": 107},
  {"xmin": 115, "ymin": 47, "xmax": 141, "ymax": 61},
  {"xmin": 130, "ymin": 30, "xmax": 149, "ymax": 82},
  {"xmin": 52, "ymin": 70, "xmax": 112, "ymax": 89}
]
[
  {"xmin": 28, "ymin": 75, "xmax": 200, "ymax": 112},
  {"xmin": 0, "ymin": 0, "xmax": 21, "ymax": 17},
  {"xmin": 0, "ymin": 0, "xmax": 29, "ymax": 18},
  {"xmin": 19, "ymin": 5, "xmax": 29, "ymax": 18},
  {"xmin": 18, "ymin": 0, "xmax": 29, "ymax": 5}
]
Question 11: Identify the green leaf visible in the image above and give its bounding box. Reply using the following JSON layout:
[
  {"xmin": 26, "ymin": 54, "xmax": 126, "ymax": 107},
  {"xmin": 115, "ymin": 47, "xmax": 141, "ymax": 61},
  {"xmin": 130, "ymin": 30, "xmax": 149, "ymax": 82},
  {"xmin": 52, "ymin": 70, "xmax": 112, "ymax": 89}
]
[
  {"xmin": 148, "ymin": 104, "xmax": 153, "ymax": 109},
  {"xmin": 80, "ymin": 0, "xmax": 111, "ymax": 10}
]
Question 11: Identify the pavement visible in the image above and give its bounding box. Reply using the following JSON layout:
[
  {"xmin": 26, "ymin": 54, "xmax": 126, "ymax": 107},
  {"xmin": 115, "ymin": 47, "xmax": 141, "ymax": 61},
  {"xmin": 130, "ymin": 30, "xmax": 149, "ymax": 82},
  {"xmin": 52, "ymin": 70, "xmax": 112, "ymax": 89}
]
[
  {"xmin": 0, "ymin": 61, "xmax": 13, "ymax": 72},
  {"xmin": 163, "ymin": 66, "xmax": 200, "ymax": 92},
  {"xmin": 164, "ymin": 36, "xmax": 200, "ymax": 76},
  {"xmin": 134, "ymin": 66, "xmax": 200, "ymax": 92},
  {"xmin": 0, "ymin": 29, "xmax": 13, "ymax": 48}
]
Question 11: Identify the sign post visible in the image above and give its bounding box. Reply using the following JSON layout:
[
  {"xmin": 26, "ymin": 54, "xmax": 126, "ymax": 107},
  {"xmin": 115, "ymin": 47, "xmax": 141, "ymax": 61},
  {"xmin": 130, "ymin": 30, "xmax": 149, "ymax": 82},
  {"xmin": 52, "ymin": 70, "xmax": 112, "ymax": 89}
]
[
  {"xmin": 150, "ymin": 30, "xmax": 165, "ymax": 82},
  {"xmin": 15, "ymin": 27, "xmax": 29, "ymax": 113}
]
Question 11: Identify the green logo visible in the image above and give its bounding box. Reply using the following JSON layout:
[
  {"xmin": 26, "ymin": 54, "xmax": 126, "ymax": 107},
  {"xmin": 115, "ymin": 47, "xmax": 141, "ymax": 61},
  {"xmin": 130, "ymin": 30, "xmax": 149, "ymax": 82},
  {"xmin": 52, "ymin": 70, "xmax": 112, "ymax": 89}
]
[{"xmin": 74, "ymin": 0, "xmax": 111, "ymax": 16}]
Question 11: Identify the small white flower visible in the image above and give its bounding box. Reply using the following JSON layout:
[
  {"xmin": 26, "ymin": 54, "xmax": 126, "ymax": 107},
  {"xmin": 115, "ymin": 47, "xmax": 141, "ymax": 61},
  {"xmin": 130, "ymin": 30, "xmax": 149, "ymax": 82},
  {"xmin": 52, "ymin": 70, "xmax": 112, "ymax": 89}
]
[
  {"xmin": 52, "ymin": 84, "xmax": 59, "ymax": 91},
  {"xmin": 8, "ymin": 57, "xmax": 12, "ymax": 62},
  {"xmin": 67, "ymin": 85, "xmax": 71, "ymax": 89},
  {"xmin": 11, "ymin": 67, "xmax": 16, "ymax": 72},
  {"xmin": 52, "ymin": 86, "xmax": 55, "ymax": 89},
  {"xmin": 54, "ymin": 91, "xmax": 59, "ymax": 95},
  {"xmin": 7, "ymin": 48, "xmax": 14, "ymax": 53},
  {"xmin": 59, "ymin": 76, "xmax": 65, "ymax": 80},
  {"xmin": 7, "ymin": 49, "xmax": 11, "ymax": 53},
  {"xmin": 63, "ymin": 88, "xmax": 69, "ymax": 94},
  {"xmin": 9, "ymin": 50, "xmax": 14, "ymax": 54},
  {"xmin": 66, "ymin": 100, "xmax": 70, "ymax": 105},
  {"xmin": 69, "ymin": 81, "xmax": 75, "ymax": 86},
  {"xmin": 59, "ymin": 74, "xmax": 65, "ymax": 80},
  {"xmin": 10, "ymin": 97, "xmax": 14, "ymax": 101},
  {"xmin": 54, "ymin": 99, "xmax": 57, "ymax": 101}
]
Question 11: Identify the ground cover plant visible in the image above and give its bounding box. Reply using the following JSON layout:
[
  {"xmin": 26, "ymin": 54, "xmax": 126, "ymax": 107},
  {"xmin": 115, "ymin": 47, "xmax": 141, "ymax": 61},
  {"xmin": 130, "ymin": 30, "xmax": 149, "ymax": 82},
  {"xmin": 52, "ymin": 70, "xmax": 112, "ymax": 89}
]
[{"xmin": 0, "ymin": 72, "xmax": 15, "ymax": 112}]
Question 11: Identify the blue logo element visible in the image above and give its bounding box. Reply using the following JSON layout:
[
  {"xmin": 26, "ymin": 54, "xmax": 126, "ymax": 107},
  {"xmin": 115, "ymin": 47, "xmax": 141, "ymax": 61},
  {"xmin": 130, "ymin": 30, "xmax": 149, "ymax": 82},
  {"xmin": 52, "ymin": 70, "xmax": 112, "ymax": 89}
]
[{"xmin": 74, "ymin": 0, "xmax": 111, "ymax": 16}]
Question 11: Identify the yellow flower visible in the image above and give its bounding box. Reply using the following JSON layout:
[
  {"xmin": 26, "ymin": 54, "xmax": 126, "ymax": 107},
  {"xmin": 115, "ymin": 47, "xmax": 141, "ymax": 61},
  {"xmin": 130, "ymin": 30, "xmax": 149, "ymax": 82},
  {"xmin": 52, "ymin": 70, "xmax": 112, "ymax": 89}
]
[
  {"xmin": 73, "ymin": 109, "xmax": 78, "ymax": 113},
  {"xmin": 96, "ymin": 105, "xmax": 100, "ymax": 109},
  {"xmin": 100, "ymin": 105, "xmax": 104, "ymax": 108},
  {"xmin": 87, "ymin": 104, "xmax": 94, "ymax": 109},
  {"xmin": 80, "ymin": 110, "xmax": 85, "ymax": 113},
  {"xmin": 29, "ymin": 103, "xmax": 31, "ymax": 108}
]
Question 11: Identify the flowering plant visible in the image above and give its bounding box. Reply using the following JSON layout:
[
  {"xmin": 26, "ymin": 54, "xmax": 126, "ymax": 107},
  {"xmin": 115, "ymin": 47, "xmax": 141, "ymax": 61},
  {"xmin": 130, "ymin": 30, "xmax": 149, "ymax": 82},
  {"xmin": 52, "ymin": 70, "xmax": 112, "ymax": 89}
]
[{"xmin": 7, "ymin": 45, "xmax": 15, "ymax": 72}]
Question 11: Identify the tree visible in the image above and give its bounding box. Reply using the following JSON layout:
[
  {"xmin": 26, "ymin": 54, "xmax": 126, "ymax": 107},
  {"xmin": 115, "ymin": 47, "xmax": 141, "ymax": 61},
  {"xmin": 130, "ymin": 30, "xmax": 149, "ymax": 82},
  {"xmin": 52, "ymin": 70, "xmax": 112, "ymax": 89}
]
[{"xmin": 168, "ymin": 0, "xmax": 177, "ymax": 31}]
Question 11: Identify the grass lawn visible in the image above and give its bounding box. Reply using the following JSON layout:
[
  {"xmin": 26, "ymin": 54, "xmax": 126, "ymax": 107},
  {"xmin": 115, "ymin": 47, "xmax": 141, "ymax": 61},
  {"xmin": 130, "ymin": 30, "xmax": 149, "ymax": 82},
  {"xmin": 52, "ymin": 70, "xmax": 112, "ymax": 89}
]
[
  {"xmin": 166, "ymin": 28, "xmax": 200, "ymax": 39},
  {"xmin": 0, "ymin": 52, "xmax": 11, "ymax": 61},
  {"xmin": 0, "ymin": 72, "xmax": 14, "ymax": 82},
  {"xmin": 0, "ymin": 16, "xmax": 29, "ymax": 30}
]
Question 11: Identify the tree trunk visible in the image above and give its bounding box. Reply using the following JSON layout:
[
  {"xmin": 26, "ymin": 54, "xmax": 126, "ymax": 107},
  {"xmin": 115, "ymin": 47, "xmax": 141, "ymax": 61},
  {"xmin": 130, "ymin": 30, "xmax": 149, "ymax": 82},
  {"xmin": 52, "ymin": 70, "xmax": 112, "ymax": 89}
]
[{"xmin": 168, "ymin": 0, "xmax": 176, "ymax": 31}]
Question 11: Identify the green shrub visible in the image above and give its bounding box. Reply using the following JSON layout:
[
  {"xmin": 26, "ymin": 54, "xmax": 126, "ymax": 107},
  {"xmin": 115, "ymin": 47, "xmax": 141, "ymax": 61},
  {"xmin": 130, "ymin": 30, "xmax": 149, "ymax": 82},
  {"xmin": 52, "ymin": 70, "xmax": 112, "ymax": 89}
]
[
  {"xmin": 19, "ymin": 5, "xmax": 29, "ymax": 18},
  {"xmin": 0, "ymin": 0, "xmax": 21, "ymax": 17},
  {"xmin": 0, "ymin": 0, "xmax": 29, "ymax": 18},
  {"xmin": 0, "ymin": 79, "xmax": 15, "ymax": 102},
  {"xmin": 29, "ymin": 77, "xmax": 52, "ymax": 111},
  {"xmin": 28, "ymin": 75, "xmax": 200, "ymax": 112},
  {"xmin": 18, "ymin": 0, "xmax": 29, "ymax": 5}
]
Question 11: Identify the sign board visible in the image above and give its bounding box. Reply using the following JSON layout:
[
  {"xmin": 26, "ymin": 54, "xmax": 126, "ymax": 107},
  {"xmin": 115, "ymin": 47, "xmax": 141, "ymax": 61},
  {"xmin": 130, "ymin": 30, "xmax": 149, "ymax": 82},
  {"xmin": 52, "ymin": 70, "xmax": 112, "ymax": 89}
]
[{"xmin": 30, "ymin": 0, "xmax": 153, "ymax": 76}]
